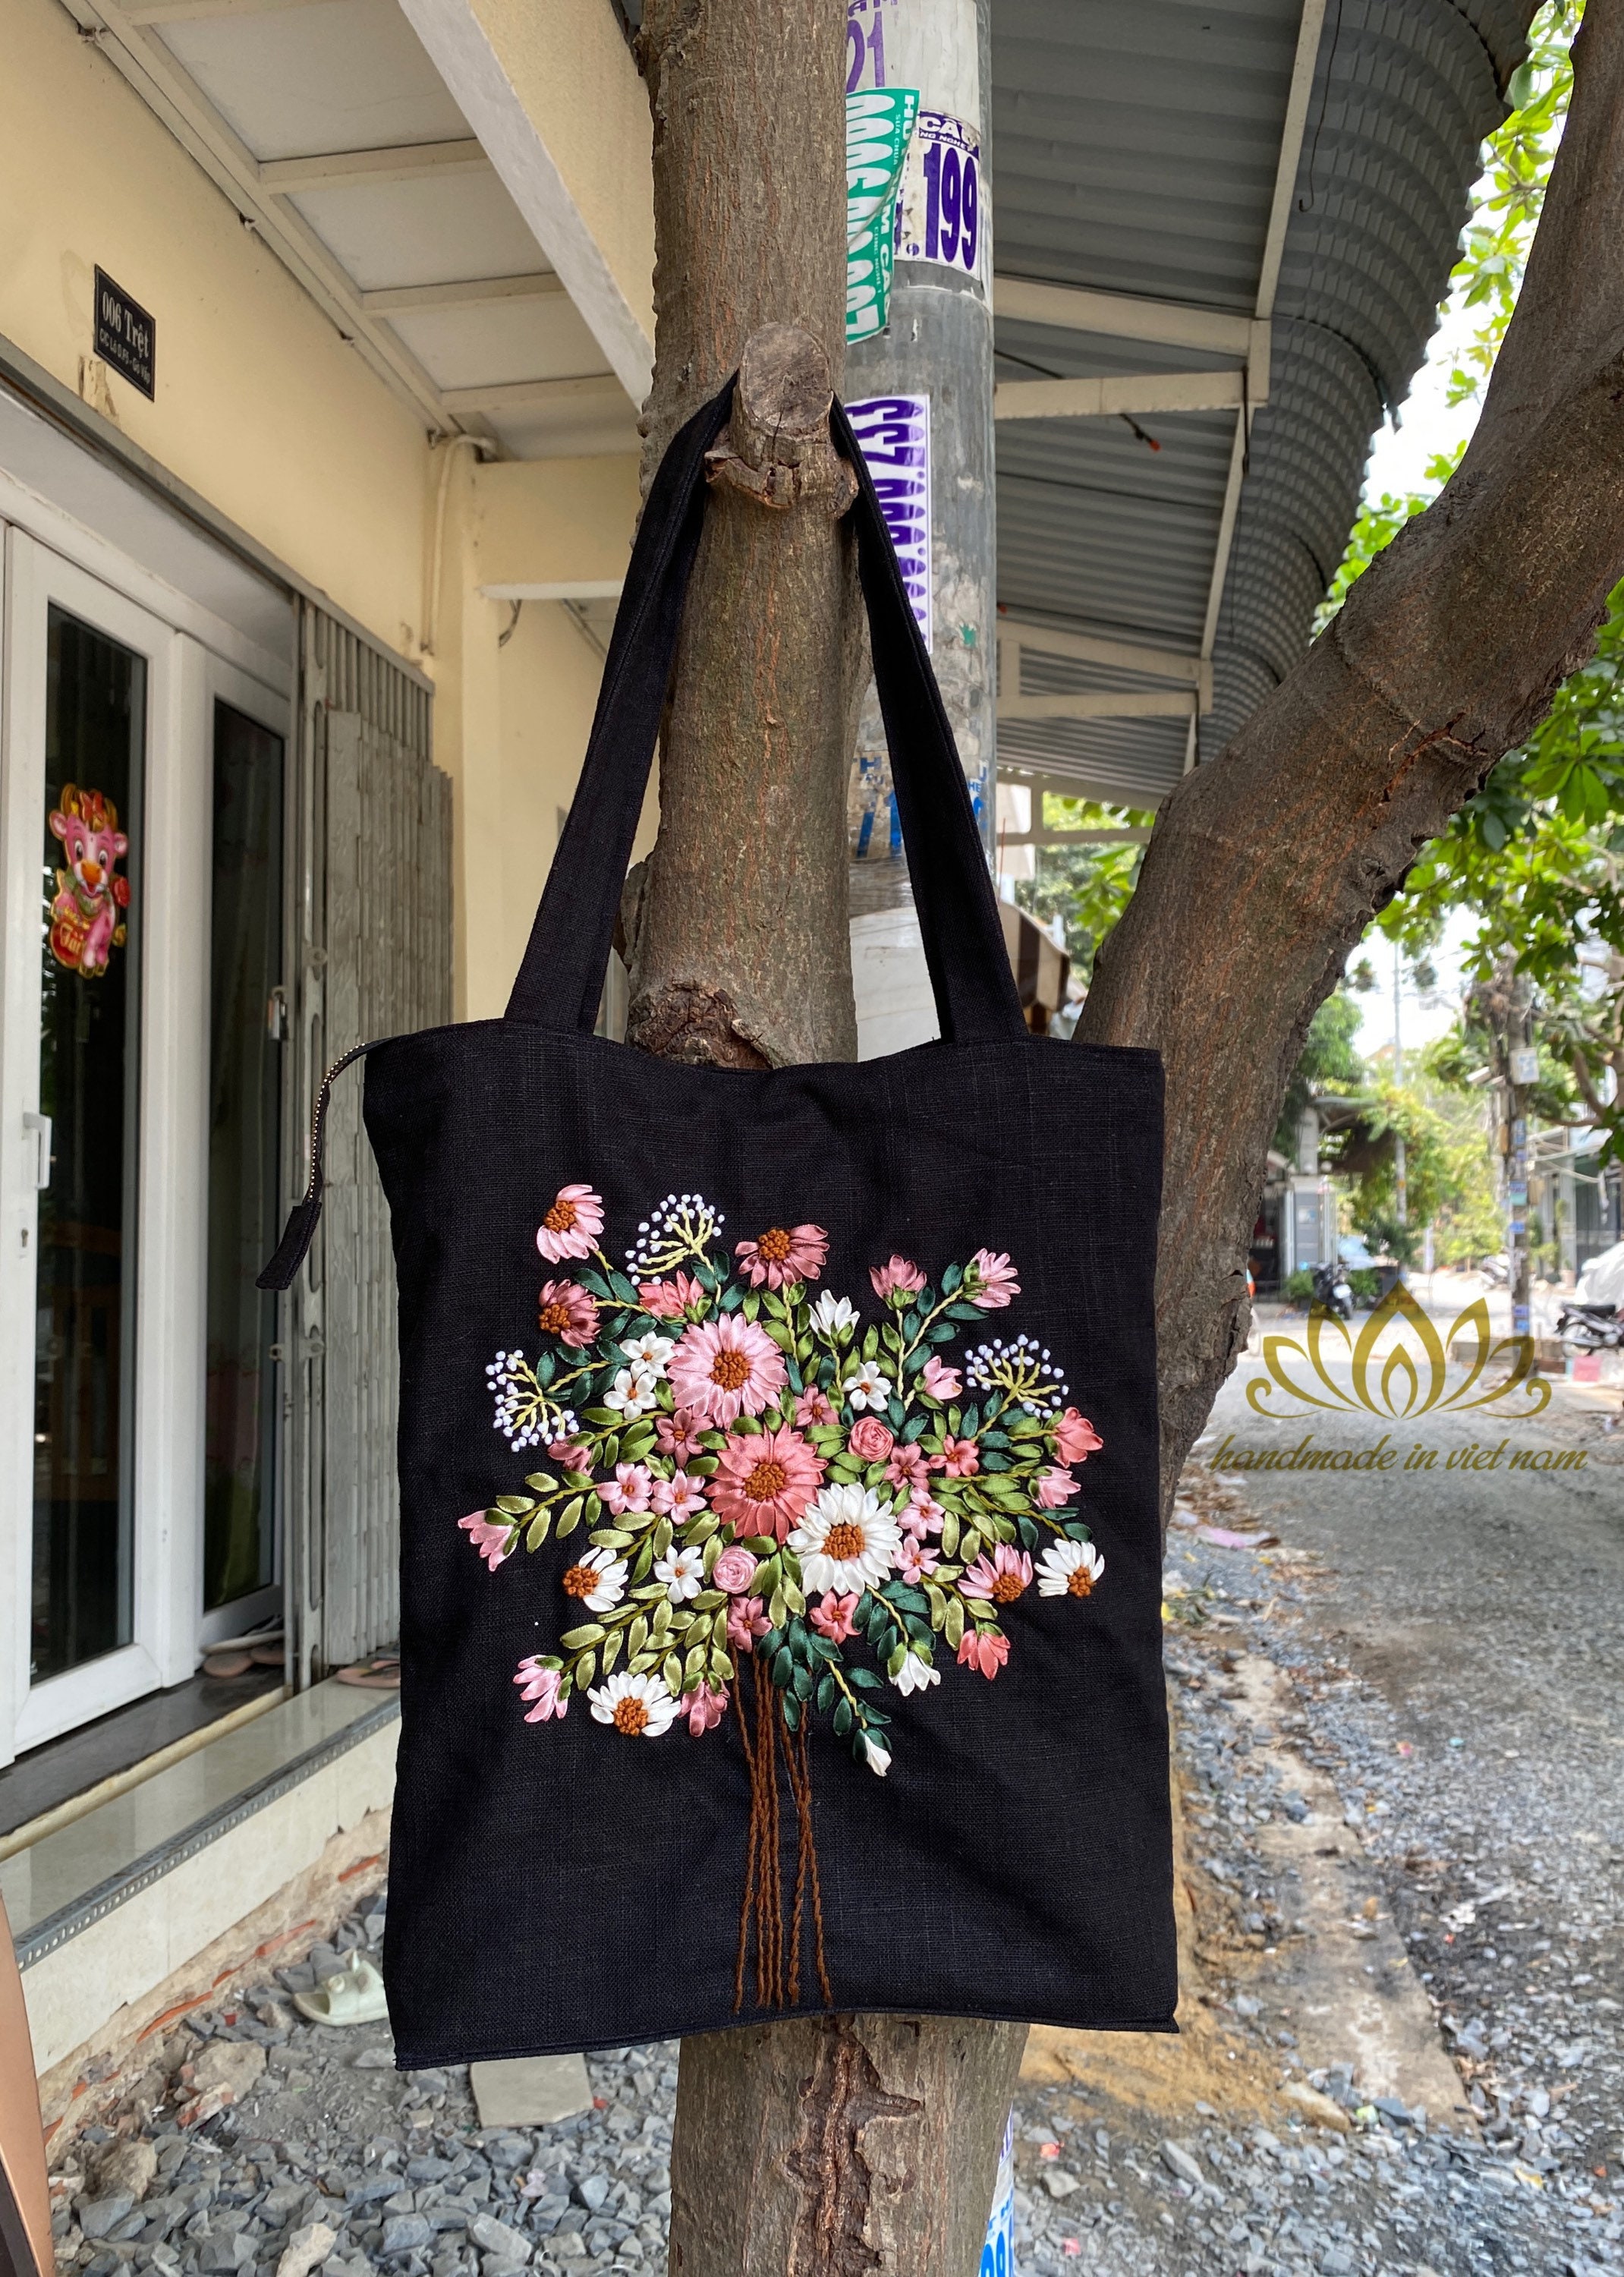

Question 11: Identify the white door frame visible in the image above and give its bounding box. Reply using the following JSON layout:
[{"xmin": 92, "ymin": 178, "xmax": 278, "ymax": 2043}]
[
  {"xmin": 0, "ymin": 537, "xmax": 291, "ymax": 1763},
  {"xmin": 194, "ymin": 655, "xmax": 291, "ymax": 1653}
]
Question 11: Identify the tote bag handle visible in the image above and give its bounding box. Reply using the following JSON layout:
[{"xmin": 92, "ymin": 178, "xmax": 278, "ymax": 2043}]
[{"xmin": 505, "ymin": 376, "xmax": 1028, "ymax": 1049}]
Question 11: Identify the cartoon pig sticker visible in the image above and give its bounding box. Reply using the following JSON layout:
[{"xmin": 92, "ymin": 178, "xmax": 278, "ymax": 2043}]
[{"xmin": 48, "ymin": 784, "xmax": 131, "ymax": 977}]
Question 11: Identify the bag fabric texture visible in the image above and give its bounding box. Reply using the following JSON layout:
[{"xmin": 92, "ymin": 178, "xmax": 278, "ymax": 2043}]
[{"xmin": 305, "ymin": 380, "xmax": 1175, "ymax": 2061}]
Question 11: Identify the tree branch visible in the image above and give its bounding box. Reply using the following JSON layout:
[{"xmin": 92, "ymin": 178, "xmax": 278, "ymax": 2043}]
[{"xmin": 1077, "ymin": 0, "xmax": 1624, "ymax": 1514}]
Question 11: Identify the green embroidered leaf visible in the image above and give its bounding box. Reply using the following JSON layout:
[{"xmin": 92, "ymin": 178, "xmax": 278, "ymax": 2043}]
[
  {"xmin": 609, "ymin": 1272, "xmax": 639, "ymax": 1305},
  {"xmin": 589, "ymin": 1527, "xmax": 634, "ymax": 1548},
  {"xmin": 573, "ymin": 1649, "xmax": 597, "ymax": 1686},
  {"xmin": 600, "ymin": 1628, "xmax": 623, "ymax": 1675},
  {"xmin": 864, "ymin": 1599, "xmax": 890, "ymax": 1646},
  {"xmin": 524, "ymin": 1472, "xmax": 554, "ymax": 1493},
  {"xmin": 653, "ymin": 1518, "xmax": 673, "ymax": 1558},
  {"xmin": 1064, "ymin": 1521, "xmax": 1093, "ymax": 1542},
  {"xmin": 600, "ymin": 1433, "xmax": 622, "ymax": 1470},
  {"xmin": 846, "ymin": 1665, "xmax": 882, "ymax": 1690},
  {"xmin": 946, "ymin": 1302, "xmax": 984, "ymax": 1323},
  {"xmin": 535, "ymin": 1351, "xmax": 555, "ymax": 1385},
  {"xmin": 631, "ymin": 1539, "xmax": 654, "ymax": 1582},
  {"xmin": 683, "ymin": 1642, "xmax": 707, "ymax": 1683},
  {"xmin": 959, "ymin": 1529, "xmax": 982, "ymax": 1565},
  {"xmin": 772, "ymin": 1646, "xmax": 794, "ymax": 1690},
  {"xmin": 686, "ymin": 1454, "xmax": 719, "ymax": 1476},
  {"xmin": 961, "ymin": 1403, "xmax": 980, "ymax": 1437},
  {"xmin": 927, "ymin": 1321, "xmax": 957, "ymax": 1344},
  {"xmin": 561, "ymin": 1622, "xmax": 605, "ymax": 1649},
  {"xmin": 899, "ymin": 1310, "xmax": 921, "ymax": 1342},
  {"xmin": 832, "ymin": 1696, "xmax": 854, "ymax": 1736},
  {"xmin": 719, "ymin": 1285, "xmax": 743, "ymax": 1312},
  {"xmin": 629, "ymin": 1651, "xmax": 658, "ymax": 1674},
  {"xmin": 663, "ymin": 1652, "xmax": 684, "ymax": 1693},
  {"xmin": 815, "ymin": 1673, "xmax": 835, "ymax": 1714},
  {"xmin": 741, "ymin": 1534, "xmax": 776, "ymax": 1557},
  {"xmin": 942, "ymin": 1263, "xmax": 963, "ymax": 1295},
  {"xmin": 945, "ymin": 1595, "xmax": 965, "ymax": 1649},
  {"xmin": 524, "ymin": 1510, "xmax": 552, "ymax": 1551},
  {"xmin": 1017, "ymin": 1516, "xmax": 1040, "ymax": 1550},
  {"xmin": 781, "ymin": 1691, "xmax": 801, "ymax": 1730},
  {"xmin": 494, "ymin": 1494, "xmax": 534, "ymax": 1517},
  {"xmin": 581, "ymin": 1406, "xmax": 619, "ymax": 1427},
  {"xmin": 861, "ymin": 1324, "xmax": 879, "ymax": 1359},
  {"xmin": 782, "ymin": 1579, "xmax": 805, "ymax": 1617},
  {"xmin": 732, "ymin": 1414, "xmax": 763, "ymax": 1436},
  {"xmin": 628, "ymin": 1614, "xmax": 649, "ymax": 1658},
  {"xmin": 691, "ymin": 1587, "xmax": 725, "ymax": 1611},
  {"xmin": 786, "ymin": 1356, "xmax": 804, "ymax": 1393},
  {"xmin": 561, "ymin": 1469, "xmax": 596, "ymax": 1491},
  {"xmin": 886, "ymin": 1642, "xmax": 907, "ymax": 1679},
  {"xmin": 791, "ymin": 1661, "xmax": 813, "ymax": 1700},
  {"xmin": 939, "ymin": 1511, "xmax": 960, "ymax": 1559},
  {"xmin": 578, "ymin": 1269, "xmax": 613, "ymax": 1300},
  {"xmin": 925, "ymin": 1583, "xmax": 947, "ymax": 1630},
  {"xmin": 886, "ymin": 1397, "xmax": 905, "ymax": 1430},
  {"xmin": 556, "ymin": 1496, "xmax": 585, "ymax": 1539},
  {"xmin": 769, "ymin": 1587, "xmax": 788, "ymax": 1630},
  {"xmin": 980, "ymin": 1450, "xmax": 1012, "ymax": 1472}
]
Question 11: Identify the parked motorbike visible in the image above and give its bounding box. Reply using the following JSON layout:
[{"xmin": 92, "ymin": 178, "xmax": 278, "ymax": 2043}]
[
  {"xmin": 1311, "ymin": 1261, "xmax": 1355, "ymax": 1320},
  {"xmin": 1555, "ymin": 1299, "xmax": 1624, "ymax": 1353}
]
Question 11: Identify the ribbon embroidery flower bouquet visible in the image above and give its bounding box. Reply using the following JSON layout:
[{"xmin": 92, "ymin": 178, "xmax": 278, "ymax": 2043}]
[{"xmin": 462, "ymin": 1184, "xmax": 1106, "ymax": 1779}]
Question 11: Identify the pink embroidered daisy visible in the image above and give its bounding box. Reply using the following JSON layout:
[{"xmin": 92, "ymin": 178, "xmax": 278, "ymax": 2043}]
[
  {"xmin": 968, "ymin": 1248, "xmax": 1020, "ymax": 1310},
  {"xmin": 638, "ymin": 1271, "xmax": 706, "ymax": 1320},
  {"xmin": 734, "ymin": 1223, "xmax": 829, "ymax": 1290},
  {"xmin": 655, "ymin": 1408, "xmax": 706, "ymax": 1463},
  {"xmin": 537, "ymin": 1182, "xmax": 603, "ymax": 1263},
  {"xmin": 685, "ymin": 1681, "xmax": 729, "ymax": 1736},
  {"xmin": 920, "ymin": 1356, "xmax": 961, "ymax": 1400},
  {"xmin": 870, "ymin": 1254, "xmax": 926, "ymax": 1300},
  {"xmin": 514, "ymin": 1657, "xmax": 567, "ymax": 1722},
  {"xmin": 669, "ymin": 1315, "xmax": 787, "ymax": 1427},
  {"xmin": 726, "ymin": 1595, "xmax": 771, "ymax": 1654},
  {"xmin": 650, "ymin": 1470, "xmax": 708, "ymax": 1522},
  {"xmin": 960, "ymin": 1542, "xmax": 1033, "ymax": 1605},
  {"xmin": 536, "ymin": 1278, "xmax": 598, "ymax": 1350},
  {"xmin": 707, "ymin": 1423, "xmax": 826, "ymax": 1543},
  {"xmin": 1036, "ymin": 1465, "xmax": 1079, "ymax": 1509},
  {"xmin": 935, "ymin": 1435, "xmax": 980, "ymax": 1478},
  {"xmin": 957, "ymin": 1627, "xmax": 1011, "ymax": 1679},
  {"xmin": 600, "ymin": 1462, "xmax": 653, "ymax": 1516},
  {"xmin": 1054, "ymin": 1408, "xmax": 1103, "ymax": 1464},
  {"xmin": 795, "ymin": 1386, "xmax": 837, "ymax": 1428},
  {"xmin": 458, "ymin": 1512, "xmax": 514, "ymax": 1570},
  {"xmin": 810, "ymin": 1589, "xmax": 861, "ymax": 1642}
]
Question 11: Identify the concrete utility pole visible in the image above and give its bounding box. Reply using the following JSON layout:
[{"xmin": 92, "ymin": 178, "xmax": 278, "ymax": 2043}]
[
  {"xmin": 1392, "ymin": 938, "xmax": 1408, "ymax": 1240},
  {"xmin": 845, "ymin": 0, "xmax": 996, "ymax": 904},
  {"xmin": 1506, "ymin": 974, "xmax": 1536, "ymax": 1343}
]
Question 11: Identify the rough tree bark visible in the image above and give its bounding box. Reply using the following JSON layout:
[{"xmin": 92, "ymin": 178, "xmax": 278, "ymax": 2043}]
[
  {"xmin": 1078, "ymin": 2, "xmax": 1624, "ymax": 1522},
  {"xmin": 627, "ymin": 4, "xmax": 1026, "ymax": 2272}
]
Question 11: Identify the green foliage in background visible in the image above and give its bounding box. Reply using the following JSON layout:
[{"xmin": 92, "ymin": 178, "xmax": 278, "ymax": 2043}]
[{"xmin": 1012, "ymin": 798, "xmax": 1150, "ymax": 983}]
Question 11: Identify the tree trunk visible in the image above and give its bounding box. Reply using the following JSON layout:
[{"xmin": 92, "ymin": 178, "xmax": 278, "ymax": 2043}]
[
  {"xmin": 630, "ymin": 4, "xmax": 1023, "ymax": 2270},
  {"xmin": 627, "ymin": 0, "xmax": 863, "ymax": 1071},
  {"xmin": 1076, "ymin": 1, "xmax": 1624, "ymax": 1523}
]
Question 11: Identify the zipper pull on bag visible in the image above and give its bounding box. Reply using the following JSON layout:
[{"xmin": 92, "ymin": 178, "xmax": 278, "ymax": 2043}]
[{"xmin": 257, "ymin": 1041, "xmax": 376, "ymax": 1290}]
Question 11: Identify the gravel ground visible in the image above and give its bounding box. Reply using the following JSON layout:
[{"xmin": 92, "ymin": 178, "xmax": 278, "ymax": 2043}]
[{"xmin": 46, "ymin": 1362, "xmax": 1623, "ymax": 2277}]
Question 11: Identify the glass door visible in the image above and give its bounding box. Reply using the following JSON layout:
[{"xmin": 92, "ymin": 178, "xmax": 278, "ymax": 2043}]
[
  {"xmin": 201, "ymin": 693, "xmax": 286, "ymax": 1641},
  {"xmin": 31, "ymin": 609, "xmax": 146, "ymax": 1682}
]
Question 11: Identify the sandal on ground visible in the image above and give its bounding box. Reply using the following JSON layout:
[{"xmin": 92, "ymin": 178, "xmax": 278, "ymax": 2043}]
[
  {"xmin": 334, "ymin": 1655, "xmax": 401, "ymax": 1690},
  {"xmin": 292, "ymin": 1951, "xmax": 390, "ymax": 2026}
]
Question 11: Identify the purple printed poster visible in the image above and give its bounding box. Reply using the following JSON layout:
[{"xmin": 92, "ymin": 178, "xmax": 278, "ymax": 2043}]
[{"xmin": 846, "ymin": 393, "xmax": 931, "ymax": 649}]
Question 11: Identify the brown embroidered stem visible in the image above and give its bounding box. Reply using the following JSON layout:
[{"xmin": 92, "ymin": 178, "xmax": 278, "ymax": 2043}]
[
  {"xmin": 734, "ymin": 1660, "xmax": 829, "ymax": 2014},
  {"xmin": 791, "ymin": 1716, "xmax": 832, "ymax": 2006}
]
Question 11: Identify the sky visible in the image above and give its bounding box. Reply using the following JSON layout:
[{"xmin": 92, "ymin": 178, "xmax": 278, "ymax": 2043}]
[{"xmin": 1345, "ymin": 283, "xmax": 1488, "ymax": 1058}]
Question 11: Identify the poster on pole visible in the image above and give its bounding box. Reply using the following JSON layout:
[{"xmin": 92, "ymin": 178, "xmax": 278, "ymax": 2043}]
[
  {"xmin": 845, "ymin": 87, "xmax": 918, "ymax": 342},
  {"xmin": 846, "ymin": 393, "xmax": 932, "ymax": 650},
  {"xmin": 895, "ymin": 110, "xmax": 985, "ymax": 284}
]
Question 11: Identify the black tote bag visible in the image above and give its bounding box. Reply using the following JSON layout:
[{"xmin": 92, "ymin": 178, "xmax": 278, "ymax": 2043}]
[{"xmin": 266, "ymin": 377, "xmax": 1176, "ymax": 2062}]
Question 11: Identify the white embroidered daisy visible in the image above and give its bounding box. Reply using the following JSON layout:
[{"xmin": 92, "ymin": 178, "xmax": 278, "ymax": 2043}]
[
  {"xmin": 891, "ymin": 1651, "xmax": 940, "ymax": 1698},
  {"xmin": 587, "ymin": 1669, "xmax": 678, "ymax": 1737},
  {"xmin": 1037, "ymin": 1539, "xmax": 1105, "ymax": 1599},
  {"xmin": 559, "ymin": 1544, "xmax": 628, "ymax": 1614},
  {"xmin": 788, "ymin": 1483, "xmax": 901, "ymax": 1595},
  {"xmin": 845, "ymin": 1359, "xmax": 893, "ymax": 1412},
  {"xmin": 810, "ymin": 1292, "xmax": 858, "ymax": 1337},
  {"xmin": 654, "ymin": 1543, "xmax": 707, "ymax": 1601},
  {"xmin": 605, "ymin": 1365, "xmax": 659, "ymax": 1419},
  {"xmin": 618, "ymin": 1331, "xmax": 675, "ymax": 1378}
]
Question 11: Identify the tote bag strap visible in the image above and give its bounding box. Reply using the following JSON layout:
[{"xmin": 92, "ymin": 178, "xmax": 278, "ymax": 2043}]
[{"xmin": 505, "ymin": 375, "xmax": 1027, "ymax": 1049}]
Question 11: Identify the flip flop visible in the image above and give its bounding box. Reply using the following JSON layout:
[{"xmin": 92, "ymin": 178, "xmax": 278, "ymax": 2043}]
[
  {"xmin": 292, "ymin": 1952, "xmax": 390, "ymax": 2026},
  {"xmin": 202, "ymin": 1649, "xmax": 253, "ymax": 1678},
  {"xmin": 335, "ymin": 1655, "xmax": 401, "ymax": 1690}
]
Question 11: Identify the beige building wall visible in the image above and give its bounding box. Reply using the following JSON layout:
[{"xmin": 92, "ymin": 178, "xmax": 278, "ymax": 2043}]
[
  {"xmin": 0, "ymin": 0, "xmax": 431, "ymax": 655},
  {"xmin": 0, "ymin": 0, "xmax": 647, "ymax": 1010}
]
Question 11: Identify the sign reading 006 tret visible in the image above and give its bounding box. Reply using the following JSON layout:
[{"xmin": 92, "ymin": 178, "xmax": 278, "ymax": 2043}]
[{"xmin": 94, "ymin": 269, "xmax": 155, "ymax": 399}]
